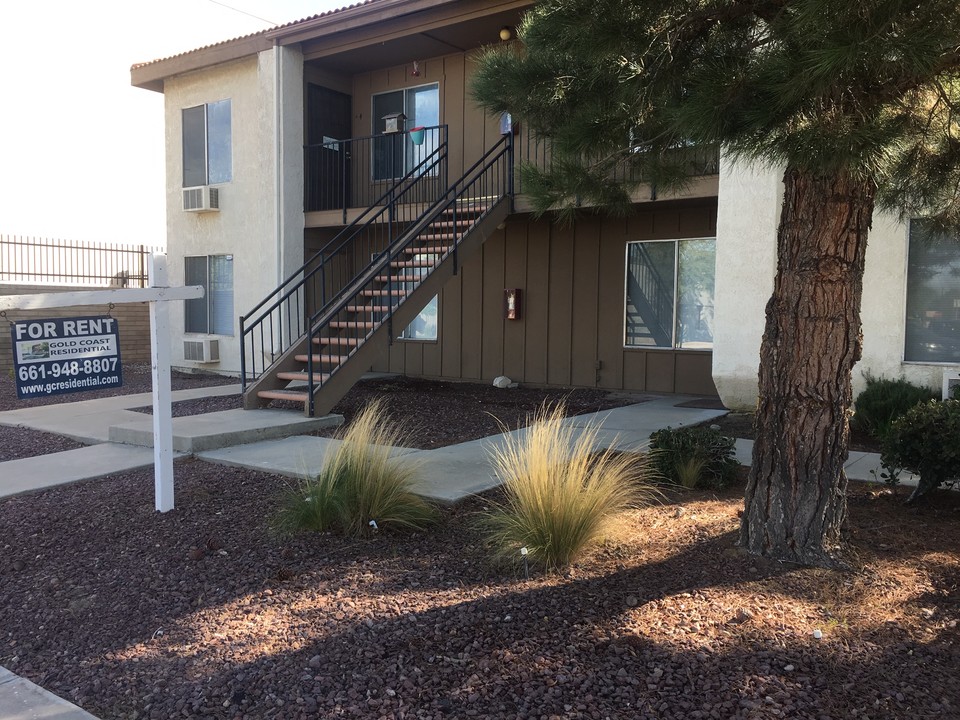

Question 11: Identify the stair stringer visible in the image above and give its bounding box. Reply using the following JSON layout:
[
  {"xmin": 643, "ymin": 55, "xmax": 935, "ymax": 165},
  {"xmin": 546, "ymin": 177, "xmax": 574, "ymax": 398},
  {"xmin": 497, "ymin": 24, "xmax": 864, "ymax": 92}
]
[{"xmin": 308, "ymin": 198, "xmax": 511, "ymax": 417}]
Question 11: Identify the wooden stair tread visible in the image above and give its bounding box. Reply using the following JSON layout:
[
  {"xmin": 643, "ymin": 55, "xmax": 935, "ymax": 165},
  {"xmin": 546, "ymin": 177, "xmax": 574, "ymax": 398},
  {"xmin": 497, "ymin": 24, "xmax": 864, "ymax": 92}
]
[
  {"xmin": 277, "ymin": 371, "xmax": 330, "ymax": 382},
  {"xmin": 313, "ymin": 336, "xmax": 364, "ymax": 345},
  {"xmin": 376, "ymin": 274, "xmax": 423, "ymax": 282},
  {"xmin": 258, "ymin": 389, "xmax": 308, "ymax": 402},
  {"xmin": 295, "ymin": 354, "xmax": 350, "ymax": 363},
  {"xmin": 329, "ymin": 320, "xmax": 377, "ymax": 329}
]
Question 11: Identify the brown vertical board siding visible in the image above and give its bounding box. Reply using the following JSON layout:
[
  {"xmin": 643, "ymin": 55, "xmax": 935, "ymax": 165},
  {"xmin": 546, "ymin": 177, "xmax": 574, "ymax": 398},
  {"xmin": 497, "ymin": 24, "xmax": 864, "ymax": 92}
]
[
  {"xmin": 462, "ymin": 56, "xmax": 486, "ymax": 171},
  {"xmin": 440, "ymin": 272, "xmax": 463, "ymax": 378},
  {"xmin": 481, "ymin": 231, "xmax": 506, "ymax": 380},
  {"xmin": 546, "ymin": 223, "xmax": 574, "ymax": 386},
  {"xmin": 570, "ymin": 219, "xmax": 601, "ymax": 387},
  {"xmin": 674, "ymin": 352, "xmax": 718, "ymax": 395},
  {"xmin": 622, "ymin": 350, "xmax": 649, "ymax": 392},
  {"xmin": 679, "ymin": 206, "xmax": 713, "ymax": 237},
  {"xmin": 502, "ymin": 221, "xmax": 527, "ymax": 380},
  {"xmin": 444, "ymin": 54, "xmax": 466, "ymax": 179},
  {"xmin": 403, "ymin": 339, "xmax": 424, "ymax": 376},
  {"xmin": 651, "ymin": 208, "xmax": 681, "ymax": 238},
  {"xmin": 645, "ymin": 351, "xmax": 677, "ymax": 393},
  {"xmin": 523, "ymin": 219, "xmax": 550, "ymax": 384},
  {"xmin": 459, "ymin": 245, "xmax": 484, "ymax": 379},
  {"xmin": 596, "ymin": 217, "xmax": 628, "ymax": 389}
]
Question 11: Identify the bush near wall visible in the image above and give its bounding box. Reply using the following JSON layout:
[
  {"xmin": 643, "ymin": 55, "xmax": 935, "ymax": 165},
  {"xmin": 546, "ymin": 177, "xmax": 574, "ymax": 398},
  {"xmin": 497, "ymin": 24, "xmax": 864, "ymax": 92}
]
[{"xmin": 0, "ymin": 284, "xmax": 152, "ymax": 373}]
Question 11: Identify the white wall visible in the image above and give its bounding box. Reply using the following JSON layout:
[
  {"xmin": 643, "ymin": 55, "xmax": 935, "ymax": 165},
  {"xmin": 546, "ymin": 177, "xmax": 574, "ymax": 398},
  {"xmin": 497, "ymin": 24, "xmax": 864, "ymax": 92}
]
[
  {"xmin": 163, "ymin": 46, "xmax": 304, "ymax": 375},
  {"xmin": 712, "ymin": 158, "xmax": 960, "ymax": 410},
  {"xmin": 712, "ymin": 156, "xmax": 781, "ymax": 410}
]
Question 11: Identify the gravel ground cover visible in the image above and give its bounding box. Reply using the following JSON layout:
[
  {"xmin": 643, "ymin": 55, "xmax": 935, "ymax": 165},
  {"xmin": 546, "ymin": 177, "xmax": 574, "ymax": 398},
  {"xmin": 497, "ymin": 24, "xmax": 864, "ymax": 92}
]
[{"xmin": 1, "ymin": 460, "xmax": 959, "ymax": 719}]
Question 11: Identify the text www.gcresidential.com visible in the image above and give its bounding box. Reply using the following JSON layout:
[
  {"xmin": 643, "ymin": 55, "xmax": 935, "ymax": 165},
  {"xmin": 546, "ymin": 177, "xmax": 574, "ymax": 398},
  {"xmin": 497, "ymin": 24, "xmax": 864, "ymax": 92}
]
[{"xmin": 22, "ymin": 374, "xmax": 121, "ymax": 396}]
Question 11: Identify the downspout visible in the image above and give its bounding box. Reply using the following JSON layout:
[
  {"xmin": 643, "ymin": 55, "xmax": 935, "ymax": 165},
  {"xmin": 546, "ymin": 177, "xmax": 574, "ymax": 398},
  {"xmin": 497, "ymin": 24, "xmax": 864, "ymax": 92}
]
[{"xmin": 274, "ymin": 39, "xmax": 283, "ymax": 287}]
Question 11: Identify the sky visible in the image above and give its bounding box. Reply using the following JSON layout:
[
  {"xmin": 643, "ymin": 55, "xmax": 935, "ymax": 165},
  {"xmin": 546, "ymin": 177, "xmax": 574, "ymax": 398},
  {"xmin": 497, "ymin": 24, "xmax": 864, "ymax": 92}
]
[{"xmin": 0, "ymin": 0, "xmax": 345, "ymax": 248}]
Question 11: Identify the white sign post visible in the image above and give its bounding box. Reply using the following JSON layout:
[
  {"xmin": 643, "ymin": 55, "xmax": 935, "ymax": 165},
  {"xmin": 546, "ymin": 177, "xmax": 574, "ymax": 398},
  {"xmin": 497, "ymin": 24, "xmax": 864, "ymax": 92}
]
[{"xmin": 0, "ymin": 252, "xmax": 202, "ymax": 512}]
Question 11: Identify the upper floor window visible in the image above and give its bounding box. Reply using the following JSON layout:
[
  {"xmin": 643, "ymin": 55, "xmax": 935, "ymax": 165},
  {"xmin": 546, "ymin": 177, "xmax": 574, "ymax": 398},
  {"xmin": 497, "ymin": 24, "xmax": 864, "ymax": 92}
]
[
  {"xmin": 182, "ymin": 99, "xmax": 232, "ymax": 187},
  {"xmin": 904, "ymin": 220, "xmax": 960, "ymax": 363},
  {"xmin": 372, "ymin": 84, "xmax": 439, "ymax": 181},
  {"xmin": 624, "ymin": 238, "xmax": 715, "ymax": 349}
]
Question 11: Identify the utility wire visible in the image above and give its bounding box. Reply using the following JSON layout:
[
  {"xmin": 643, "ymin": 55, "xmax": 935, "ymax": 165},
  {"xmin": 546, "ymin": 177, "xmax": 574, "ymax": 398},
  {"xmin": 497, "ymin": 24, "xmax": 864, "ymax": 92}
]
[{"xmin": 205, "ymin": 0, "xmax": 277, "ymax": 26}]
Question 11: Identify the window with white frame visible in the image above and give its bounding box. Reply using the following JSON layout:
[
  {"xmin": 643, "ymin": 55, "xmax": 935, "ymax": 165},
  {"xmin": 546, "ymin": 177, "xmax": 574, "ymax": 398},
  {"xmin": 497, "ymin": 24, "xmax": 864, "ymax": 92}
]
[
  {"xmin": 182, "ymin": 99, "xmax": 232, "ymax": 187},
  {"xmin": 400, "ymin": 295, "xmax": 438, "ymax": 341},
  {"xmin": 372, "ymin": 84, "xmax": 439, "ymax": 180},
  {"xmin": 624, "ymin": 237, "xmax": 715, "ymax": 349},
  {"xmin": 185, "ymin": 255, "xmax": 234, "ymax": 335},
  {"xmin": 904, "ymin": 220, "xmax": 960, "ymax": 363}
]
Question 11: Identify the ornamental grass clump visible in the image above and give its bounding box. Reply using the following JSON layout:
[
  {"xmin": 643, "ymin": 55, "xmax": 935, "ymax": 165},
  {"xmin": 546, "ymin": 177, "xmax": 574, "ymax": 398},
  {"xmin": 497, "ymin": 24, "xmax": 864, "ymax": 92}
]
[
  {"xmin": 485, "ymin": 404, "xmax": 656, "ymax": 570},
  {"xmin": 273, "ymin": 399, "xmax": 436, "ymax": 537}
]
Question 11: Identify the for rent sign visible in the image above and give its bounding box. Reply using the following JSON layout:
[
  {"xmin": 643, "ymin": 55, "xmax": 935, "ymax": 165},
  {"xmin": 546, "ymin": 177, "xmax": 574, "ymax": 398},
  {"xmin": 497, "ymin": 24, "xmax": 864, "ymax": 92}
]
[{"xmin": 11, "ymin": 316, "xmax": 123, "ymax": 399}]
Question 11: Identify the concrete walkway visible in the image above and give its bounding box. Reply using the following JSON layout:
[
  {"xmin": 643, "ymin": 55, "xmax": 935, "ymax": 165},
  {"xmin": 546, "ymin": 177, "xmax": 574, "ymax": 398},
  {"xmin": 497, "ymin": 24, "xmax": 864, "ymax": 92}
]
[{"xmin": 0, "ymin": 666, "xmax": 97, "ymax": 720}]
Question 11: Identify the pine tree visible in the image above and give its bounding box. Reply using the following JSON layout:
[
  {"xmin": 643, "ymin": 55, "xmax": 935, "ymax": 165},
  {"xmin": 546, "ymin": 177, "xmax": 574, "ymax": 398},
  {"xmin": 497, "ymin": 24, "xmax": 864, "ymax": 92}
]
[{"xmin": 473, "ymin": 0, "xmax": 960, "ymax": 566}]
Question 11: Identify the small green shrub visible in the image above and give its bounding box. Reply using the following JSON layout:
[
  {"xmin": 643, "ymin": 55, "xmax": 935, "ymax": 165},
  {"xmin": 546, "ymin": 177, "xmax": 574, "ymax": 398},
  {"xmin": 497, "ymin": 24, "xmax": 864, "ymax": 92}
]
[
  {"xmin": 273, "ymin": 399, "xmax": 436, "ymax": 537},
  {"xmin": 880, "ymin": 399, "xmax": 960, "ymax": 504},
  {"xmin": 648, "ymin": 425, "xmax": 739, "ymax": 490},
  {"xmin": 852, "ymin": 376, "xmax": 937, "ymax": 440},
  {"xmin": 485, "ymin": 404, "xmax": 657, "ymax": 570}
]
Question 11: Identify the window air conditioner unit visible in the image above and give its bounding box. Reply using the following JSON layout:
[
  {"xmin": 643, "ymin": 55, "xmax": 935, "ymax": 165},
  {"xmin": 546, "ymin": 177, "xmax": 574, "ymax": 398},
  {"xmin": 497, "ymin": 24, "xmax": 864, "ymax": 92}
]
[
  {"xmin": 183, "ymin": 186, "xmax": 220, "ymax": 212},
  {"xmin": 943, "ymin": 370, "xmax": 960, "ymax": 400},
  {"xmin": 184, "ymin": 338, "xmax": 220, "ymax": 363}
]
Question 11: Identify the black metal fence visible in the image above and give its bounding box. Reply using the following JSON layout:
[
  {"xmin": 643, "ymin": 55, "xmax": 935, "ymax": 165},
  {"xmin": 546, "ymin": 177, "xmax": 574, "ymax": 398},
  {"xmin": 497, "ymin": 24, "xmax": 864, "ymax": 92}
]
[{"xmin": 0, "ymin": 235, "xmax": 162, "ymax": 287}]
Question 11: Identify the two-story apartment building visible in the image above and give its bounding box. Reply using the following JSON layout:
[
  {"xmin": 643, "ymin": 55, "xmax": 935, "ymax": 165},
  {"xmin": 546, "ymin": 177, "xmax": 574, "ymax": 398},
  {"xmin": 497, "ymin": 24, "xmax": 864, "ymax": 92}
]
[{"xmin": 131, "ymin": 0, "xmax": 960, "ymax": 415}]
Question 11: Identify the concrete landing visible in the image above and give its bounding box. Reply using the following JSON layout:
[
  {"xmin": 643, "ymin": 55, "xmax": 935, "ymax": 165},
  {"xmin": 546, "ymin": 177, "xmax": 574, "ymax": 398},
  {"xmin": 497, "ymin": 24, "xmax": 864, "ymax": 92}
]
[
  {"xmin": 0, "ymin": 384, "xmax": 241, "ymax": 444},
  {"xmin": 0, "ymin": 666, "xmax": 97, "ymax": 720},
  {"xmin": 108, "ymin": 408, "xmax": 343, "ymax": 452},
  {"xmin": 197, "ymin": 435, "xmax": 416, "ymax": 478}
]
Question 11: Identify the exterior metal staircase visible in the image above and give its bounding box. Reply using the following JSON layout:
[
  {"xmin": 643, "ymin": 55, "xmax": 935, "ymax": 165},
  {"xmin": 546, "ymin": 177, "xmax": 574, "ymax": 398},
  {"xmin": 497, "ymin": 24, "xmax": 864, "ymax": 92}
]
[{"xmin": 240, "ymin": 132, "xmax": 513, "ymax": 416}]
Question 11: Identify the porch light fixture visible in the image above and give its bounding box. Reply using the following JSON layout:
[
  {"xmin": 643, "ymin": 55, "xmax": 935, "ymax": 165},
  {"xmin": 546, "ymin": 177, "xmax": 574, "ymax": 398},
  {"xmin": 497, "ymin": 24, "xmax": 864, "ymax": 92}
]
[{"xmin": 499, "ymin": 26, "xmax": 512, "ymax": 41}]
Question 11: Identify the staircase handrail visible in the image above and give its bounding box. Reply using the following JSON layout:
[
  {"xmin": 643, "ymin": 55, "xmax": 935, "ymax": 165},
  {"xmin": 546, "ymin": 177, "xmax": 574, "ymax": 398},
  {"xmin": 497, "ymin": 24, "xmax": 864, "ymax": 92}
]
[
  {"xmin": 304, "ymin": 134, "xmax": 513, "ymax": 414},
  {"xmin": 240, "ymin": 128, "xmax": 448, "ymax": 389},
  {"xmin": 243, "ymin": 127, "xmax": 447, "ymax": 326}
]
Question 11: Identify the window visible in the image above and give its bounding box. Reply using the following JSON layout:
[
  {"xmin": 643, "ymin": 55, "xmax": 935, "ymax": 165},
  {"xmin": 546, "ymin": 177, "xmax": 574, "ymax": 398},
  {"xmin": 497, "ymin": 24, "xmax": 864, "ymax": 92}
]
[
  {"xmin": 904, "ymin": 220, "xmax": 960, "ymax": 363},
  {"xmin": 372, "ymin": 84, "xmax": 439, "ymax": 180},
  {"xmin": 182, "ymin": 99, "xmax": 232, "ymax": 187},
  {"xmin": 624, "ymin": 238, "xmax": 715, "ymax": 349},
  {"xmin": 185, "ymin": 255, "xmax": 234, "ymax": 335},
  {"xmin": 400, "ymin": 295, "xmax": 438, "ymax": 341}
]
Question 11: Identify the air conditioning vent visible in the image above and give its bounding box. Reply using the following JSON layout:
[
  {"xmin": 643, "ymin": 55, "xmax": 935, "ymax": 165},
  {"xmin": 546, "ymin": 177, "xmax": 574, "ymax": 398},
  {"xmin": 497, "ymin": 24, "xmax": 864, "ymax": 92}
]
[
  {"xmin": 183, "ymin": 186, "xmax": 220, "ymax": 213},
  {"xmin": 943, "ymin": 370, "xmax": 960, "ymax": 400},
  {"xmin": 183, "ymin": 338, "xmax": 220, "ymax": 363}
]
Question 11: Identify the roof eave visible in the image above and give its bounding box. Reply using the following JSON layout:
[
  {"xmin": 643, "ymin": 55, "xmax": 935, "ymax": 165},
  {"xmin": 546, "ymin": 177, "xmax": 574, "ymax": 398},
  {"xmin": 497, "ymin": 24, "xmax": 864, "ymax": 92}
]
[{"xmin": 131, "ymin": 34, "xmax": 273, "ymax": 93}]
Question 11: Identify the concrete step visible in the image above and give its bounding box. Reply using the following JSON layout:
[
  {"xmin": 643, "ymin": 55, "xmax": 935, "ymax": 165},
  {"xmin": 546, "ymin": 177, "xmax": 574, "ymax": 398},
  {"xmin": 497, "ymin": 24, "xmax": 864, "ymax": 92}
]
[{"xmin": 108, "ymin": 408, "xmax": 341, "ymax": 452}]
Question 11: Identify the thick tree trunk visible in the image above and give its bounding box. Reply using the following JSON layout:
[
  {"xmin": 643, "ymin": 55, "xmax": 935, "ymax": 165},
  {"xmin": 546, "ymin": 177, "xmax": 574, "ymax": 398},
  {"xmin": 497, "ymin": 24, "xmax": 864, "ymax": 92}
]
[{"xmin": 739, "ymin": 167, "xmax": 876, "ymax": 567}]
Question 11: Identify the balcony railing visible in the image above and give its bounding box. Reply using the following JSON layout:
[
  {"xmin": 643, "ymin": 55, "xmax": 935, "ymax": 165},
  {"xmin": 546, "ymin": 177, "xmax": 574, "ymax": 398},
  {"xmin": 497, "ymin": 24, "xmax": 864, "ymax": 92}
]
[
  {"xmin": 516, "ymin": 127, "xmax": 719, "ymax": 195},
  {"xmin": 305, "ymin": 125, "xmax": 448, "ymax": 221}
]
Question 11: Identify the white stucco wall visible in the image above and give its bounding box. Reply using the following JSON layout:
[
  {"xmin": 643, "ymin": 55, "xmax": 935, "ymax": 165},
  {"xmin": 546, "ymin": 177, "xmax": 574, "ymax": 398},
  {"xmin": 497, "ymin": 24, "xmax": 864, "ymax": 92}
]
[
  {"xmin": 163, "ymin": 46, "xmax": 304, "ymax": 375},
  {"xmin": 712, "ymin": 158, "xmax": 960, "ymax": 410},
  {"xmin": 712, "ymin": 156, "xmax": 781, "ymax": 410}
]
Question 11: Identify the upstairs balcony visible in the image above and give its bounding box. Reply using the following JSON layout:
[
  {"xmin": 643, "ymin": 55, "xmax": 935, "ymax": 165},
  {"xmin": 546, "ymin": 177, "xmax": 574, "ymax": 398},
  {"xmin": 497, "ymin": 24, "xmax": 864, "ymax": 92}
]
[{"xmin": 303, "ymin": 124, "xmax": 719, "ymax": 227}]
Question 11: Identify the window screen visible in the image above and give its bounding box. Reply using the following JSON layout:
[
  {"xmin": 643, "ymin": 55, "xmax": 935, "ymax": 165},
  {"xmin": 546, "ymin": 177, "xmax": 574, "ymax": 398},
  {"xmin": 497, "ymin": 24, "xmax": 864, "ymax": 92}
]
[{"xmin": 904, "ymin": 221, "xmax": 960, "ymax": 363}]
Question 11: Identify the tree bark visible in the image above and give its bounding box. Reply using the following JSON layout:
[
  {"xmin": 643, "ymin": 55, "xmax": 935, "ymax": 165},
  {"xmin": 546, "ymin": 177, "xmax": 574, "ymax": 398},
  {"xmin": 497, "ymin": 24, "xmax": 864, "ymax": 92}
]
[{"xmin": 739, "ymin": 167, "xmax": 876, "ymax": 567}]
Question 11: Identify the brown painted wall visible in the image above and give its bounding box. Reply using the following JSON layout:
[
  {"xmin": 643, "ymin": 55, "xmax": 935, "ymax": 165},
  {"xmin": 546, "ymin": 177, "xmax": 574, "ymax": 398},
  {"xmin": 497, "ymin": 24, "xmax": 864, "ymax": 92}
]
[
  {"xmin": 0, "ymin": 284, "xmax": 152, "ymax": 374},
  {"xmin": 372, "ymin": 200, "xmax": 720, "ymax": 395},
  {"xmin": 350, "ymin": 52, "xmax": 501, "ymax": 179}
]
